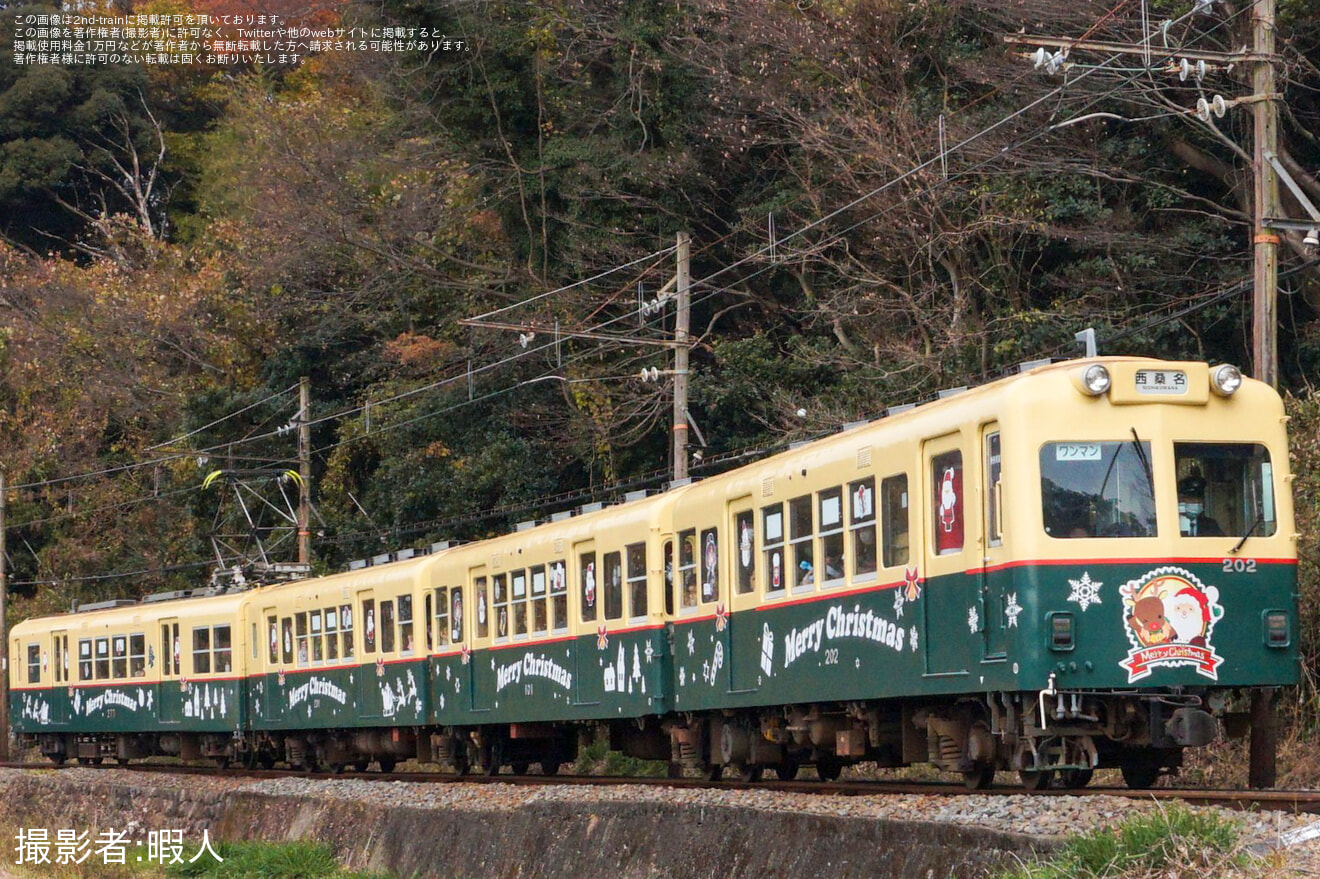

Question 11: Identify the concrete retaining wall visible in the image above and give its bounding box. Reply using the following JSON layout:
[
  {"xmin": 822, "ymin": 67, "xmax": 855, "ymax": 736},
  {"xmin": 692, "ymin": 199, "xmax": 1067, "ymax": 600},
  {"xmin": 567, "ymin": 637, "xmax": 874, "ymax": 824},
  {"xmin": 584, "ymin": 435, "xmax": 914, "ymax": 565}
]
[{"xmin": 0, "ymin": 771, "xmax": 1056, "ymax": 878}]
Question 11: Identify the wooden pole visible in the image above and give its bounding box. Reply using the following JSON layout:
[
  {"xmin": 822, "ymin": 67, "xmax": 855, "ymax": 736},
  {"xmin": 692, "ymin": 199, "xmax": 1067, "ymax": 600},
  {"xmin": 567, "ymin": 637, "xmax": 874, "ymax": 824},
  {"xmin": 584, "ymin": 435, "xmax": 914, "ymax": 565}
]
[
  {"xmin": 1248, "ymin": 0, "xmax": 1279, "ymax": 790},
  {"xmin": 672, "ymin": 233, "xmax": 690, "ymax": 483},
  {"xmin": 0, "ymin": 471, "xmax": 10, "ymax": 761},
  {"xmin": 1251, "ymin": 0, "xmax": 1279, "ymax": 388}
]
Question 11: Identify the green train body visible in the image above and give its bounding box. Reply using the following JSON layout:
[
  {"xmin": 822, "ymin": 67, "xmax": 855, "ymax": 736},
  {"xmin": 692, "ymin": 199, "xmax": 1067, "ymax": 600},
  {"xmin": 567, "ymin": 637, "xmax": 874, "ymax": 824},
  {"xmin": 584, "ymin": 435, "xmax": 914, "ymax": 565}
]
[{"xmin": 9, "ymin": 358, "xmax": 1298, "ymax": 787}]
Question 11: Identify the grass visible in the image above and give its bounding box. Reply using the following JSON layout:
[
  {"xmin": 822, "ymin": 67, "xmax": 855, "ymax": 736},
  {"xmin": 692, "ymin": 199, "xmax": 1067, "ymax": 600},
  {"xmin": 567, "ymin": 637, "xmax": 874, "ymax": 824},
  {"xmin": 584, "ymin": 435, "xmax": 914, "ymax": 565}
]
[
  {"xmin": 995, "ymin": 804, "xmax": 1247, "ymax": 879},
  {"xmin": 165, "ymin": 840, "xmax": 390, "ymax": 879},
  {"xmin": 571, "ymin": 739, "xmax": 668, "ymax": 777}
]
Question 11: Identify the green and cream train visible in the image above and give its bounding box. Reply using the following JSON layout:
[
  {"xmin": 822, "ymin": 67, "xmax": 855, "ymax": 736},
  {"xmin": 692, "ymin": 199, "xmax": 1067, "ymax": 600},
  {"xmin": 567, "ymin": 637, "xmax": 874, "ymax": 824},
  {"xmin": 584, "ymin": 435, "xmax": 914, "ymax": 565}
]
[{"xmin": 9, "ymin": 357, "xmax": 1299, "ymax": 788}]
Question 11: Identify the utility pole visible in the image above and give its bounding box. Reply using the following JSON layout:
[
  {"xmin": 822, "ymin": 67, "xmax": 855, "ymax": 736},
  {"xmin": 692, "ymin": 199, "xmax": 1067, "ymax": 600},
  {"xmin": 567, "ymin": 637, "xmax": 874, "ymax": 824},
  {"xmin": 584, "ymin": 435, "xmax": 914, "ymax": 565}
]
[
  {"xmin": 672, "ymin": 232, "xmax": 691, "ymax": 483},
  {"xmin": 298, "ymin": 377, "xmax": 311, "ymax": 567},
  {"xmin": 1248, "ymin": 0, "xmax": 1280, "ymax": 790},
  {"xmin": 1251, "ymin": 0, "xmax": 1279, "ymax": 389},
  {"xmin": 0, "ymin": 471, "xmax": 9, "ymax": 761}
]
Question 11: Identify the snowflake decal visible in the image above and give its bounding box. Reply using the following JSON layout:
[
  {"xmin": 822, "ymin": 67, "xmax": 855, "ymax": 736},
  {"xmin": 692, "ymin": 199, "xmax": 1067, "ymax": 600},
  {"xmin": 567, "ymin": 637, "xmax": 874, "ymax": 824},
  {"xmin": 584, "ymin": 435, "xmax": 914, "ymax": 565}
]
[
  {"xmin": 967, "ymin": 605, "xmax": 979, "ymax": 634},
  {"xmin": 686, "ymin": 630, "xmax": 696, "ymax": 655},
  {"xmin": 893, "ymin": 589, "xmax": 905, "ymax": 619},
  {"xmin": 909, "ymin": 626, "xmax": 919, "ymax": 652},
  {"xmin": 1067, "ymin": 572, "xmax": 1103, "ymax": 612},
  {"xmin": 1005, "ymin": 593, "xmax": 1023, "ymax": 628}
]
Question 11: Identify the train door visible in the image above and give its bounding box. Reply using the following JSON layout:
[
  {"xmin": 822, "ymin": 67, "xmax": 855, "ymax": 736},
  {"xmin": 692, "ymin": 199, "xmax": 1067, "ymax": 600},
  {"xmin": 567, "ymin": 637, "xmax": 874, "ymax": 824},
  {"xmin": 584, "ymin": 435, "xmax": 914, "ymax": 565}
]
[
  {"xmin": 922, "ymin": 433, "xmax": 974, "ymax": 677},
  {"xmin": 572, "ymin": 542, "xmax": 603, "ymax": 706},
  {"xmin": 159, "ymin": 618, "xmax": 182, "ymax": 723},
  {"xmin": 262, "ymin": 606, "xmax": 283, "ymax": 722},
  {"xmin": 356, "ymin": 590, "xmax": 380, "ymax": 719},
  {"xmin": 50, "ymin": 630, "xmax": 69, "ymax": 723},
  {"xmin": 979, "ymin": 425, "xmax": 1008, "ymax": 661},
  {"xmin": 728, "ymin": 498, "xmax": 761, "ymax": 693}
]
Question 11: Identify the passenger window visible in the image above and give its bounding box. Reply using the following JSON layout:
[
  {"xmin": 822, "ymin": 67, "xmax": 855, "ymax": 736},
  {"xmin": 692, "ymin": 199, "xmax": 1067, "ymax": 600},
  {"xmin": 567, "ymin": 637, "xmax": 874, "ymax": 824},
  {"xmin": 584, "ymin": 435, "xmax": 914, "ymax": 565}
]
[
  {"xmin": 700, "ymin": 528, "xmax": 720, "ymax": 603},
  {"xmin": 434, "ymin": 587, "xmax": 450, "ymax": 648},
  {"xmin": 493, "ymin": 574, "xmax": 509, "ymax": 638},
  {"xmin": 424, "ymin": 592, "xmax": 433, "ymax": 652},
  {"xmin": 550, "ymin": 561, "xmax": 568, "ymax": 632},
  {"xmin": 475, "ymin": 576, "xmax": 490, "ymax": 638},
  {"xmin": 531, "ymin": 565, "xmax": 548, "ymax": 635},
  {"xmin": 282, "ymin": 617, "xmax": 294, "ymax": 665},
  {"xmin": 310, "ymin": 611, "xmax": 324, "ymax": 663},
  {"xmin": 340, "ymin": 605, "xmax": 355, "ymax": 659},
  {"xmin": 627, "ymin": 543, "xmax": 648, "ymax": 619},
  {"xmin": 296, "ymin": 612, "xmax": 309, "ymax": 666},
  {"xmin": 450, "ymin": 588, "xmax": 464, "ymax": 643},
  {"xmin": 664, "ymin": 540, "xmax": 675, "ymax": 615},
  {"xmin": 932, "ymin": 451, "xmax": 964, "ymax": 555},
  {"xmin": 603, "ymin": 552, "xmax": 623, "ymax": 621},
  {"xmin": 26, "ymin": 644, "xmax": 39, "ymax": 684},
  {"xmin": 362, "ymin": 599, "xmax": 377, "ymax": 654},
  {"xmin": 678, "ymin": 529, "xmax": 697, "ymax": 611},
  {"xmin": 763, "ymin": 504, "xmax": 785, "ymax": 594},
  {"xmin": 789, "ymin": 495, "xmax": 814, "ymax": 588},
  {"xmin": 130, "ymin": 634, "xmax": 146, "ymax": 677},
  {"xmin": 53, "ymin": 638, "xmax": 62, "ymax": 684},
  {"xmin": 882, "ymin": 475, "xmax": 909, "ymax": 567},
  {"xmin": 381, "ymin": 600, "xmax": 396, "ymax": 653},
  {"xmin": 95, "ymin": 638, "xmax": 110, "ymax": 679},
  {"xmin": 511, "ymin": 571, "xmax": 528, "ymax": 637},
  {"xmin": 251, "ymin": 623, "xmax": 258, "ymax": 661},
  {"xmin": 818, "ymin": 489, "xmax": 844, "ymax": 585},
  {"xmin": 735, "ymin": 511, "xmax": 755, "ymax": 595},
  {"xmin": 80, "ymin": 639, "xmax": 93, "ymax": 681},
  {"xmin": 986, "ymin": 432, "xmax": 1003, "ymax": 547},
  {"xmin": 324, "ymin": 609, "xmax": 339, "ymax": 661},
  {"xmin": 578, "ymin": 555, "xmax": 597, "ymax": 623},
  {"xmin": 192, "ymin": 628, "xmax": 211, "ymax": 675},
  {"xmin": 112, "ymin": 636, "xmax": 127, "ymax": 679},
  {"xmin": 849, "ymin": 478, "xmax": 877, "ymax": 578},
  {"xmin": 398, "ymin": 594, "xmax": 414, "ymax": 654},
  {"xmin": 214, "ymin": 626, "xmax": 232, "ymax": 673}
]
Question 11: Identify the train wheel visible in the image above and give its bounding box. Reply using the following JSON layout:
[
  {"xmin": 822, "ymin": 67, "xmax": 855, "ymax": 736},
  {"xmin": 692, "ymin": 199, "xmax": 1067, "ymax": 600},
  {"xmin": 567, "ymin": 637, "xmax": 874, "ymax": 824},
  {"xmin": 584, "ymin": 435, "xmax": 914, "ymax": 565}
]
[
  {"xmin": 1060, "ymin": 768, "xmax": 1094, "ymax": 789},
  {"xmin": 47, "ymin": 754, "xmax": 66, "ymax": 766},
  {"xmin": 815, "ymin": 759, "xmax": 843, "ymax": 782},
  {"xmin": 735, "ymin": 764, "xmax": 763, "ymax": 782},
  {"xmin": 704, "ymin": 763, "xmax": 724, "ymax": 781},
  {"xmin": 1018, "ymin": 769, "xmax": 1053, "ymax": 791},
  {"xmin": 453, "ymin": 754, "xmax": 471, "ymax": 776},
  {"xmin": 213, "ymin": 757, "xmax": 231, "ymax": 770},
  {"xmin": 259, "ymin": 753, "xmax": 277, "ymax": 770},
  {"xmin": 667, "ymin": 762, "xmax": 684, "ymax": 778},
  {"xmin": 962, "ymin": 766, "xmax": 995, "ymax": 790},
  {"xmin": 330, "ymin": 763, "xmax": 347, "ymax": 775},
  {"xmin": 541, "ymin": 761, "xmax": 560, "ymax": 777},
  {"xmin": 377, "ymin": 759, "xmax": 397, "ymax": 774},
  {"xmin": 775, "ymin": 760, "xmax": 800, "ymax": 781},
  {"xmin": 510, "ymin": 762, "xmax": 529, "ymax": 776},
  {"xmin": 354, "ymin": 761, "xmax": 370, "ymax": 773},
  {"xmin": 1120, "ymin": 760, "xmax": 1161, "ymax": 790}
]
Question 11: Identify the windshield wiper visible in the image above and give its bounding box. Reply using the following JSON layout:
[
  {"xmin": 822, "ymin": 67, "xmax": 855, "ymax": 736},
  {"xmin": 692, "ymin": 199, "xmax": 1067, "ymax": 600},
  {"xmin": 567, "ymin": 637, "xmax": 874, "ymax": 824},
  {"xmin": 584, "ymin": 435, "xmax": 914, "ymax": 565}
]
[
  {"xmin": 1129, "ymin": 427, "xmax": 1154, "ymax": 491},
  {"xmin": 1230, "ymin": 512, "xmax": 1266, "ymax": 555}
]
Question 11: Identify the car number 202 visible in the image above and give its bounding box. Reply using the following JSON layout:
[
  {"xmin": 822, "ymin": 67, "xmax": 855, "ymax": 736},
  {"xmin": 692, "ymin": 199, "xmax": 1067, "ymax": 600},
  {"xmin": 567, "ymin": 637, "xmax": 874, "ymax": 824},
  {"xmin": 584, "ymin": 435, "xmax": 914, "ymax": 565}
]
[{"xmin": 1222, "ymin": 558, "xmax": 1256, "ymax": 573}]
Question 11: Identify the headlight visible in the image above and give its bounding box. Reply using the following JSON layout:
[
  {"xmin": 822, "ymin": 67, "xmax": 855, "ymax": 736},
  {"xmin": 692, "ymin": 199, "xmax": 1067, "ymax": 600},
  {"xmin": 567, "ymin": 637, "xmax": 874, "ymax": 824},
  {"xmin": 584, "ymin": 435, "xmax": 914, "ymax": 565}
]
[
  {"xmin": 1210, "ymin": 364, "xmax": 1242, "ymax": 397},
  {"xmin": 1081, "ymin": 364, "xmax": 1111, "ymax": 395}
]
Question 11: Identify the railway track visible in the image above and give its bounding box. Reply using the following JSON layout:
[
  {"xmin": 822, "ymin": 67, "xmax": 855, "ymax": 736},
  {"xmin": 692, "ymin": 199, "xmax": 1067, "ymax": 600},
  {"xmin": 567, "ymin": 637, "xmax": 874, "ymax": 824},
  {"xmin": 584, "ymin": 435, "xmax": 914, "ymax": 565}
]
[{"xmin": 4, "ymin": 760, "xmax": 1318, "ymax": 815}]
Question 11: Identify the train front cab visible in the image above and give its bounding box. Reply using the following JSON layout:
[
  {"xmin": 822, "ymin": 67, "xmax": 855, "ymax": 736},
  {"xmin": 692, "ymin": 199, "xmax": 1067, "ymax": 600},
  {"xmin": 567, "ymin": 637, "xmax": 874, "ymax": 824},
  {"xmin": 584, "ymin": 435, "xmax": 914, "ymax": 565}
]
[{"xmin": 1000, "ymin": 359, "xmax": 1298, "ymax": 788}]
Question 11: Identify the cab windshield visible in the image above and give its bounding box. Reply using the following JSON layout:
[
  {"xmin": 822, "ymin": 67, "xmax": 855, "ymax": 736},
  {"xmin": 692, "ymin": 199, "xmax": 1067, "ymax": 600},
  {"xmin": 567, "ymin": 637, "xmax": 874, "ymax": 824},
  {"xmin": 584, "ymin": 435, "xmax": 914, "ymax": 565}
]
[
  {"xmin": 1041, "ymin": 441, "xmax": 1156, "ymax": 538},
  {"xmin": 1173, "ymin": 443, "xmax": 1276, "ymax": 538}
]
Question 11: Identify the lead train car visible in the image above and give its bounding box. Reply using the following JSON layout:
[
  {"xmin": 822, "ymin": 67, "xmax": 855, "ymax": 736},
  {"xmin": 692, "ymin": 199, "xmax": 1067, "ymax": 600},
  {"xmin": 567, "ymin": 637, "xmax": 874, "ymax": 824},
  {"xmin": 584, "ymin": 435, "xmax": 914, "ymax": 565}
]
[{"xmin": 9, "ymin": 357, "xmax": 1299, "ymax": 788}]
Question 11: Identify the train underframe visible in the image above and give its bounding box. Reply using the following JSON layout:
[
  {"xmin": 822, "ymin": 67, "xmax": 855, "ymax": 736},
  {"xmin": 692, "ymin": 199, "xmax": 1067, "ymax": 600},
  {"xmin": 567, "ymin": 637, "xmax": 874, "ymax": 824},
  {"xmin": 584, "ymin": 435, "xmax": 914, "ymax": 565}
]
[{"xmin": 23, "ymin": 687, "xmax": 1244, "ymax": 789}]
